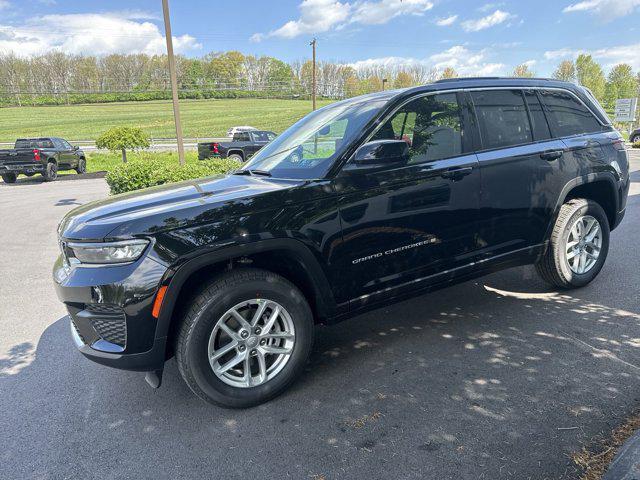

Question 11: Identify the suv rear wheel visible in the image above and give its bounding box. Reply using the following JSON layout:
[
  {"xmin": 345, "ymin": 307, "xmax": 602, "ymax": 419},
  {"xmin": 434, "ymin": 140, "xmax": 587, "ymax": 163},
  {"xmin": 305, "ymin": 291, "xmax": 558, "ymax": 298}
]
[
  {"xmin": 536, "ymin": 198, "xmax": 609, "ymax": 288},
  {"xmin": 175, "ymin": 268, "xmax": 314, "ymax": 408},
  {"xmin": 228, "ymin": 153, "xmax": 243, "ymax": 162},
  {"xmin": 1, "ymin": 173, "xmax": 17, "ymax": 183},
  {"xmin": 42, "ymin": 162, "xmax": 58, "ymax": 182}
]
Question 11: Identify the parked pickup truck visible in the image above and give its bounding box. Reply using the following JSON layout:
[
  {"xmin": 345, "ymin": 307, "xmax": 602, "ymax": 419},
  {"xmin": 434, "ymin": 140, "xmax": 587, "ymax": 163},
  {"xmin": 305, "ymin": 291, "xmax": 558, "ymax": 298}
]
[
  {"xmin": 0, "ymin": 137, "xmax": 86, "ymax": 183},
  {"xmin": 198, "ymin": 130, "xmax": 276, "ymax": 161}
]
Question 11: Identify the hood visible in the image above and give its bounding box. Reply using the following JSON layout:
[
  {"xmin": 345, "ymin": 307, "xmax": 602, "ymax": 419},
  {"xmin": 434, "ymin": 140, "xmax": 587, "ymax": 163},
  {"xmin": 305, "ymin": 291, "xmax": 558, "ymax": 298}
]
[{"xmin": 59, "ymin": 174, "xmax": 303, "ymax": 240}]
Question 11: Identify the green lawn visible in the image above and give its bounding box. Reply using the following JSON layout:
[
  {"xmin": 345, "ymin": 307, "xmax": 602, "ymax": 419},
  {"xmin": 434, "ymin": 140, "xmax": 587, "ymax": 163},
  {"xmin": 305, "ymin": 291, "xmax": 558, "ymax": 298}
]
[{"xmin": 0, "ymin": 98, "xmax": 333, "ymax": 143}]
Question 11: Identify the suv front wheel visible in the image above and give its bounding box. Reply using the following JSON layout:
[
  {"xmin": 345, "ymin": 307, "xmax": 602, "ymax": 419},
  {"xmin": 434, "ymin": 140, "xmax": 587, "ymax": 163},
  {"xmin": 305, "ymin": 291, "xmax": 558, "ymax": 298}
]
[
  {"xmin": 175, "ymin": 268, "xmax": 314, "ymax": 408},
  {"xmin": 536, "ymin": 198, "xmax": 610, "ymax": 288}
]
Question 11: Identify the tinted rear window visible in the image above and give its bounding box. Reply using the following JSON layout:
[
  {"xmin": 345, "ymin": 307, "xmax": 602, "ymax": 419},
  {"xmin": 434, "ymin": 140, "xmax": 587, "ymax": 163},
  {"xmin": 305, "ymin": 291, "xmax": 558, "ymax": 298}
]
[
  {"xmin": 472, "ymin": 90, "xmax": 532, "ymax": 150},
  {"xmin": 15, "ymin": 139, "xmax": 54, "ymax": 149},
  {"xmin": 252, "ymin": 132, "xmax": 274, "ymax": 142},
  {"xmin": 539, "ymin": 90, "xmax": 602, "ymax": 138},
  {"xmin": 523, "ymin": 90, "xmax": 552, "ymax": 141}
]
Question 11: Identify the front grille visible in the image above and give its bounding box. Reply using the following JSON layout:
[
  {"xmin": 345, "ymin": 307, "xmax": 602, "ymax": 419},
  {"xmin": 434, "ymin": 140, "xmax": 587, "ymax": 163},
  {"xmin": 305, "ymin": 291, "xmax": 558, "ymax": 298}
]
[
  {"xmin": 91, "ymin": 317, "xmax": 127, "ymax": 346},
  {"xmin": 86, "ymin": 304, "xmax": 125, "ymax": 315},
  {"xmin": 85, "ymin": 304, "xmax": 127, "ymax": 348}
]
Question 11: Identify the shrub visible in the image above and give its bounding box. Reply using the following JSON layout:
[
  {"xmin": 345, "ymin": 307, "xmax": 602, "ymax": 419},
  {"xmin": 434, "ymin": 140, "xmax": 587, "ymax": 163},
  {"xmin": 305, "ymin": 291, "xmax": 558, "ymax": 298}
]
[
  {"xmin": 106, "ymin": 155, "xmax": 241, "ymax": 195},
  {"xmin": 633, "ymin": 141, "xmax": 640, "ymax": 149},
  {"xmin": 96, "ymin": 126, "xmax": 150, "ymax": 163}
]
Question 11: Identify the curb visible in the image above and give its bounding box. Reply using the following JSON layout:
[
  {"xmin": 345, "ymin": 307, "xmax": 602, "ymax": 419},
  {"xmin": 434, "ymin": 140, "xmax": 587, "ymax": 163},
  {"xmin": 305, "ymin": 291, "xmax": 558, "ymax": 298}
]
[{"xmin": 1, "ymin": 171, "xmax": 106, "ymax": 186}]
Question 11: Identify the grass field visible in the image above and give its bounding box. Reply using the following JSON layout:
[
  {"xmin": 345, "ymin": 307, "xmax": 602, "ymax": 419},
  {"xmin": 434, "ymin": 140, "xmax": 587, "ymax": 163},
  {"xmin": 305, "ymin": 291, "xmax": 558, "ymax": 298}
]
[{"xmin": 0, "ymin": 98, "xmax": 334, "ymax": 142}]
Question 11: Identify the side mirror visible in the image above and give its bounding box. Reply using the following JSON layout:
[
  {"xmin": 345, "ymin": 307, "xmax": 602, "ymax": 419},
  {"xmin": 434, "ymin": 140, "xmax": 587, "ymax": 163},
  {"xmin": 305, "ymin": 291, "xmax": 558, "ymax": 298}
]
[
  {"xmin": 73, "ymin": 145, "xmax": 79, "ymax": 151},
  {"xmin": 318, "ymin": 125, "xmax": 331, "ymax": 136},
  {"xmin": 352, "ymin": 139, "xmax": 409, "ymax": 168}
]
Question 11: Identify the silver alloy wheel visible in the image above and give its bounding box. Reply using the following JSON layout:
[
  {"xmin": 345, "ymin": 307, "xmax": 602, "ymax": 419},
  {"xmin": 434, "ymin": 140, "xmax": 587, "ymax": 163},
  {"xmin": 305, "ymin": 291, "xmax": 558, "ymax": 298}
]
[
  {"xmin": 207, "ymin": 299, "xmax": 295, "ymax": 388},
  {"xmin": 565, "ymin": 215, "xmax": 602, "ymax": 275}
]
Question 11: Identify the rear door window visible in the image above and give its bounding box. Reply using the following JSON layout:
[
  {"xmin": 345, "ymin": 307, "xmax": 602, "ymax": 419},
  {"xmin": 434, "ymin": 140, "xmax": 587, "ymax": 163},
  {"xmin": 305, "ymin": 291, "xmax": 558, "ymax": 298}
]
[
  {"xmin": 539, "ymin": 89, "xmax": 602, "ymax": 138},
  {"xmin": 471, "ymin": 90, "xmax": 533, "ymax": 150},
  {"xmin": 524, "ymin": 90, "xmax": 552, "ymax": 141}
]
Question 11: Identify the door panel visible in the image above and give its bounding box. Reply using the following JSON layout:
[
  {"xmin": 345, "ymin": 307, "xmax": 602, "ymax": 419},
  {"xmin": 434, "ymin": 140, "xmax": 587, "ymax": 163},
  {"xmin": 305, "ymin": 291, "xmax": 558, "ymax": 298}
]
[
  {"xmin": 476, "ymin": 139, "xmax": 569, "ymax": 256},
  {"xmin": 332, "ymin": 92, "xmax": 481, "ymax": 307},
  {"xmin": 471, "ymin": 89, "xmax": 573, "ymax": 258}
]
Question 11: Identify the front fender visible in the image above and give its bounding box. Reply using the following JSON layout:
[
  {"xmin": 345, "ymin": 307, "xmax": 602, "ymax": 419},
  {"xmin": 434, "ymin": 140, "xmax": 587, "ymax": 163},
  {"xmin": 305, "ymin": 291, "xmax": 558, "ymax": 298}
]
[{"xmin": 153, "ymin": 238, "xmax": 337, "ymax": 342}]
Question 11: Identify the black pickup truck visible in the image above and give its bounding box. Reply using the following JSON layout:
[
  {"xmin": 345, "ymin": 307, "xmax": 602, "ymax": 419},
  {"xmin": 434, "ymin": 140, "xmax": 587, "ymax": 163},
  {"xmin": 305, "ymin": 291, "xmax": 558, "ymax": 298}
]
[
  {"xmin": 0, "ymin": 137, "xmax": 86, "ymax": 183},
  {"xmin": 198, "ymin": 130, "xmax": 276, "ymax": 161}
]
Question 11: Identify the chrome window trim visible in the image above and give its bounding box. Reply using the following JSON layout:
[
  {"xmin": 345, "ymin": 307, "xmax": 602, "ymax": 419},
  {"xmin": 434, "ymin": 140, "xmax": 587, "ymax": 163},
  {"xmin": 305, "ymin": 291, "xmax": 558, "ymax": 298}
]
[
  {"xmin": 343, "ymin": 84, "xmax": 610, "ymax": 173},
  {"xmin": 358, "ymin": 85, "xmax": 607, "ymax": 155}
]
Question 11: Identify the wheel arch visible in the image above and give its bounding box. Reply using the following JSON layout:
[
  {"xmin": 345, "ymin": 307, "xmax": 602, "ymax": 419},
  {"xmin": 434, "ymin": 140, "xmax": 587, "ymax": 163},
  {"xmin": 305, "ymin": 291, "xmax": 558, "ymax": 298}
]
[
  {"xmin": 227, "ymin": 149, "xmax": 245, "ymax": 160},
  {"xmin": 559, "ymin": 173, "xmax": 619, "ymax": 230},
  {"xmin": 155, "ymin": 239, "xmax": 337, "ymax": 355}
]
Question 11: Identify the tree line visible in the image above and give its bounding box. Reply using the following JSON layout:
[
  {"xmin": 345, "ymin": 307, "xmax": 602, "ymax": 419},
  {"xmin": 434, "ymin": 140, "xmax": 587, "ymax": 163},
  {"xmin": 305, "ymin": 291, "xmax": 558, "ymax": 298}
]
[{"xmin": 0, "ymin": 50, "xmax": 638, "ymax": 109}]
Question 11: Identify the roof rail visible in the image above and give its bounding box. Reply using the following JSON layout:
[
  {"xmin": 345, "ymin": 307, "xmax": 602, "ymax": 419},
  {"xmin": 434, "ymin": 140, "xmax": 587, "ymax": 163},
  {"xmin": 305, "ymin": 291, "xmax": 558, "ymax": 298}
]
[{"xmin": 434, "ymin": 76, "xmax": 557, "ymax": 83}]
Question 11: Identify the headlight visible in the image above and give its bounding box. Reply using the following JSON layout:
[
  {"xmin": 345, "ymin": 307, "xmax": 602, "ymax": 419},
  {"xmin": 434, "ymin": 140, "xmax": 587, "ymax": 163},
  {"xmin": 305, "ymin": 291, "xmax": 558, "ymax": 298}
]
[{"xmin": 65, "ymin": 239, "xmax": 149, "ymax": 265}]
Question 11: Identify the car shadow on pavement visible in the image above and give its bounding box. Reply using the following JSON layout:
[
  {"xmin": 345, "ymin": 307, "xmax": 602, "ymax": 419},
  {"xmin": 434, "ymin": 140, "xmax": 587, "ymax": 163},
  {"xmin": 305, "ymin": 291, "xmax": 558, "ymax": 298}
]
[{"xmin": 2, "ymin": 260, "xmax": 640, "ymax": 479}]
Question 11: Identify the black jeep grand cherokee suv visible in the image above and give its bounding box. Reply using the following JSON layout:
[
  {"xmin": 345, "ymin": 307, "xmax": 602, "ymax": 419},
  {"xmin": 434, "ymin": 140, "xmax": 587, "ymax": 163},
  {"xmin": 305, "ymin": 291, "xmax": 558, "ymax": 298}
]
[{"xmin": 54, "ymin": 78, "xmax": 630, "ymax": 408}]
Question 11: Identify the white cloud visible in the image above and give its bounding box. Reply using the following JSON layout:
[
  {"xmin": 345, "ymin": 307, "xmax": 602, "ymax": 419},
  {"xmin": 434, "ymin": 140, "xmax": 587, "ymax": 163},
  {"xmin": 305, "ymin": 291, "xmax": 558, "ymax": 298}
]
[
  {"xmin": 253, "ymin": 0, "xmax": 434, "ymax": 40},
  {"xmin": 544, "ymin": 43, "xmax": 640, "ymax": 70},
  {"xmin": 563, "ymin": 0, "xmax": 640, "ymax": 20},
  {"xmin": 0, "ymin": 0, "xmax": 10, "ymax": 9},
  {"xmin": 265, "ymin": 0, "xmax": 351, "ymax": 39},
  {"xmin": 429, "ymin": 45, "xmax": 505, "ymax": 74},
  {"xmin": 351, "ymin": 0, "xmax": 434, "ymax": 25},
  {"xmin": 461, "ymin": 9, "xmax": 515, "ymax": 32},
  {"xmin": 348, "ymin": 45, "xmax": 506, "ymax": 76},
  {"xmin": 478, "ymin": 2, "xmax": 505, "ymax": 12},
  {"xmin": 544, "ymin": 48, "xmax": 576, "ymax": 60},
  {"xmin": 0, "ymin": 12, "xmax": 202, "ymax": 57},
  {"xmin": 435, "ymin": 15, "xmax": 458, "ymax": 26}
]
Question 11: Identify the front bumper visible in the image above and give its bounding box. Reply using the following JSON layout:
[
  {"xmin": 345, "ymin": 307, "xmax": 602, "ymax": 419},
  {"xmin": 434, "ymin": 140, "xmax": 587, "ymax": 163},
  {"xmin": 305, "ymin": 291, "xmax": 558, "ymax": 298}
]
[{"xmin": 53, "ymin": 253, "xmax": 169, "ymax": 372}]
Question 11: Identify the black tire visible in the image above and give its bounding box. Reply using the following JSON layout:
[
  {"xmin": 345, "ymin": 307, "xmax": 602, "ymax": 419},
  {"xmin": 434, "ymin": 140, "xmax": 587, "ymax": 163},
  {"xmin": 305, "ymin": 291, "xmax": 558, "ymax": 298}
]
[
  {"xmin": 42, "ymin": 162, "xmax": 58, "ymax": 182},
  {"xmin": 1, "ymin": 173, "xmax": 17, "ymax": 184},
  {"xmin": 228, "ymin": 153, "xmax": 244, "ymax": 163},
  {"xmin": 75, "ymin": 158, "xmax": 86, "ymax": 174},
  {"xmin": 535, "ymin": 198, "xmax": 609, "ymax": 289},
  {"xmin": 175, "ymin": 268, "xmax": 314, "ymax": 408}
]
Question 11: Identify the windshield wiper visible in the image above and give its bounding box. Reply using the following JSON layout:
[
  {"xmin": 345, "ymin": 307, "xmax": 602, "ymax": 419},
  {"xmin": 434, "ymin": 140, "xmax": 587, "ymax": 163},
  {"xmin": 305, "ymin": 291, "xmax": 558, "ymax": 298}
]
[{"xmin": 233, "ymin": 169, "xmax": 272, "ymax": 177}]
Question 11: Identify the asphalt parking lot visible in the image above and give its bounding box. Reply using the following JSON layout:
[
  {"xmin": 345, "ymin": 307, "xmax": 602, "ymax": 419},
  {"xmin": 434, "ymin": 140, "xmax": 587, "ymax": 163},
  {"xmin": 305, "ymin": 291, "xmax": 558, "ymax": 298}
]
[{"xmin": 1, "ymin": 152, "xmax": 639, "ymax": 480}]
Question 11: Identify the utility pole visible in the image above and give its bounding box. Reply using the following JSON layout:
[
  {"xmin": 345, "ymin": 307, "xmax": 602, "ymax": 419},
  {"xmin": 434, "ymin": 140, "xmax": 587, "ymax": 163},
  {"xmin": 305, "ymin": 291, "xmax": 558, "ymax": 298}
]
[
  {"xmin": 162, "ymin": 0, "xmax": 185, "ymax": 165},
  {"xmin": 310, "ymin": 38, "xmax": 317, "ymax": 111}
]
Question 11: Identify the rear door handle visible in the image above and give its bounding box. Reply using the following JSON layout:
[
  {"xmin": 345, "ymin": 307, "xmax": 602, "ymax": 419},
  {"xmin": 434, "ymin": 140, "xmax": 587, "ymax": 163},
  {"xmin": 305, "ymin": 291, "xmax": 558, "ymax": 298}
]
[
  {"xmin": 440, "ymin": 166, "xmax": 473, "ymax": 180},
  {"xmin": 540, "ymin": 150, "xmax": 564, "ymax": 161}
]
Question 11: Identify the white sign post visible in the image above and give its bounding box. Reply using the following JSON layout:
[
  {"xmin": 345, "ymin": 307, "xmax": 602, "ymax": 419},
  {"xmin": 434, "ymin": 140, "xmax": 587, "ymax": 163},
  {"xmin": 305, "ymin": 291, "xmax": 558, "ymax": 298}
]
[{"xmin": 614, "ymin": 98, "xmax": 638, "ymax": 139}]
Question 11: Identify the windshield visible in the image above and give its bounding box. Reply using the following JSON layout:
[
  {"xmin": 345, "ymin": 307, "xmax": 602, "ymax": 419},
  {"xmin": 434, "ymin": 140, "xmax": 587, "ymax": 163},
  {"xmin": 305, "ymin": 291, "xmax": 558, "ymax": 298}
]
[{"xmin": 240, "ymin": 97, "xmax": 388, "ymax": 179}]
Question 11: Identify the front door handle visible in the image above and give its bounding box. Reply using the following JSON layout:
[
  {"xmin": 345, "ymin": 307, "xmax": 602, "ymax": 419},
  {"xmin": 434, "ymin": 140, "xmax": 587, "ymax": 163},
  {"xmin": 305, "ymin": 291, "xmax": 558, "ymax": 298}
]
[
  {"xmin": 440, "ymin": 166, "xmax": 473, "ymax": 180},
  {"xmin": 540, "ymin": 150, "xmax": 564, "ymax": 161}
]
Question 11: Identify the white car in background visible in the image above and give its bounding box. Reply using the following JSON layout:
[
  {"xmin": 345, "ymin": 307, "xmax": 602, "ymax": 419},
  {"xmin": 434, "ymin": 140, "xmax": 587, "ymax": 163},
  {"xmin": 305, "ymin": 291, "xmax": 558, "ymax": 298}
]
[{"xmin": 226, "ymin": 126, "xmax": 257, "ymax": 138}]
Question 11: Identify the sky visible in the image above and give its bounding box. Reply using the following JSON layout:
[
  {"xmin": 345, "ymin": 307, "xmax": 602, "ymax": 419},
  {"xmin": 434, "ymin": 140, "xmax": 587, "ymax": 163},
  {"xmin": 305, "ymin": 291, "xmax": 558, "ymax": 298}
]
[{"xmin": 0, "ymin": 0, "xmax": 639, "ymax": 76}]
